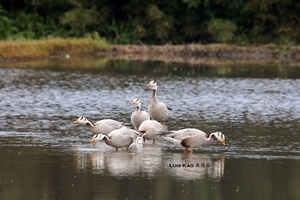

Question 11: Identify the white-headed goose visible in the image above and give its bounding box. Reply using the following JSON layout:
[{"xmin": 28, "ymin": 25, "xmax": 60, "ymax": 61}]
[
  {"xmin": 90, "ymin": 127, "xmax": 139, "ymax": 152},
  {"xmin": 159, "ymin": 129, "xmax": 225, "ymax": 153},
  {"xmin": 138, "ymin": 119, "xmax": 163, "ymax": 144},
  {"xmin": 74, "ymin": 117, "xmax": 123, "ymax": 135},
  {"xmin": 131, "ymin": 98, "xmax": 150, "ymax": 129},
  {"xmin": 147, "ymin": 80, "xmax": 171, "ymax": 122}
]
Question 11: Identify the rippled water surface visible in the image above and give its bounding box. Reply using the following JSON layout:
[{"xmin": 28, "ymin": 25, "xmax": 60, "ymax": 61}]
[{"xmin": 0, "ymin": 59, "xmax": 300, "ymax": 199}]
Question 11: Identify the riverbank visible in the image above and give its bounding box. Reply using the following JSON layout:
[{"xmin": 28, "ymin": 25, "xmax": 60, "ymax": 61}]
[
  {"xmin": 0, "ymin": 39, "xmax": 300, "ymax": 66},
  {"xmin": 108, "ymin": 44, "xmax": 300, "ymax": 66}
]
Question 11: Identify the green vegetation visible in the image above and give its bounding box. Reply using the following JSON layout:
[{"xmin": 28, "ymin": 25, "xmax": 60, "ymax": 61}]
[{"xmin": 0, "ymin": 0, "xmax": 299, "ymax": 45}]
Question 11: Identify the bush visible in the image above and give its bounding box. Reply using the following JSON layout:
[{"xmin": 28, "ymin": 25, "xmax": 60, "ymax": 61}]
[{"xmin": 207, "ymin": 19, "xmax": 237, "ymax": 43}]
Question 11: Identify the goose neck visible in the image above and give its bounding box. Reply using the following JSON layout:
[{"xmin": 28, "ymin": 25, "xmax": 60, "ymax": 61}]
[
  {"xmin": 206, "ymin": 133, "xmax": 215, "ymax": 145},
  {"xmin": 86, "ymin": 119, "xmax": 95, "ymax": 127},
  {"xmin": 151, "ymin": 89, "xmax": 157, "ymax": 102},
  {"xmin": 88, "ymin": 120, "xmax": 96, "ymax": 127},
  {"xmin": 136, "ymin": 105, "xmax": 141, "ymax": 112}
]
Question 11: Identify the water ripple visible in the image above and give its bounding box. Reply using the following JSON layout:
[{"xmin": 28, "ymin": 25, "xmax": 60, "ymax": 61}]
[{"xmin": 0, "ymin": 65, "xmax": 299, "ymax": 160}]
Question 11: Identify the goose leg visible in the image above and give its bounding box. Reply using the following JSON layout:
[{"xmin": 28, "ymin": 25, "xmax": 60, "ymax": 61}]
[
  {"xmin": 115, "ymin": 148, "xmax": 118, "ymax": 151},
  {"xmin": 189, "ymin": 148, "xmax": 193, "ymax": 154},
  {"xmin": 183, "ymin": 148, "xmax": 188, "ymax": 154},
  {"xmin": 126, "ymin": 147, "xmax": 130, "ymax": 152},
  {"xmin": 152, "ymin": 140, "xmax": 155, "ymax": 144}
]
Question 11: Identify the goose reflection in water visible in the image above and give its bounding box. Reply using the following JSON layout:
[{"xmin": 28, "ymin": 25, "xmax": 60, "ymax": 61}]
[
  {"xmin": 165, "ymin": 153, "xmax": 225, "ymax": 181},
  {"xmin": 89, "ymin": 152, "xmax": 105, "ymax": 174},
  {"xmin": 75, "ymin": 145, "xmax": 224, "ymax": 181},
  {"xmin": 74, "ymin": 142, "xmax": 111, "ymax": 173},
  {"xmin": 135, "ymin": 142, "xmax": 163, "ymax": 176},
  {"xmin": 86, "ymin": 143, "xmax": 163, "ymax": 177},
  {"xmin": 106, "ymin": 151, "xmax": 139, "ymax": 177}
]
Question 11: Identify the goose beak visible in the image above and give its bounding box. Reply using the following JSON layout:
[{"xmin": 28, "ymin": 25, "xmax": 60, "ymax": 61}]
[
  {"xmin": 74, "ymin": 120, "xmax": 79, "ymax": 124},
  {"xmin": 221, "ymin": 140, "xmax": 226, "ymax": 145},
  {"xmin": 90, "ymin": 138, "xmax": 95, "ymax": 143}
]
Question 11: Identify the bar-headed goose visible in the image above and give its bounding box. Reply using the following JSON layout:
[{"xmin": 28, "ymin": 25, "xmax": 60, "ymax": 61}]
[
  {"xmin": 147, "ymin": 80, "xmax": 171, "ymax": 122},
  {"xmin": 136, "ymin": 136, "xmax": 144, "ymax": 144},
  {"xmin": 74, "ymin": 117, "xmax": 123, "ymax": 135},
  {"xmin": 90, "ymin": 127, "xmax": 139, "ymax": 151},
  {"xmin": 131, "ymin": 98, "xmax": 150, "ymax": 129},
  {"xmin": 159, "ymin": 129, "xmax": 225, "ymax": 153},
  {"xmin": 138, "ymin": 119, "xmax": 163, "ymax": 144}
]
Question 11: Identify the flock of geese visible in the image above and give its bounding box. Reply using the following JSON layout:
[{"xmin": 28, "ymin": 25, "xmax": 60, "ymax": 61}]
[{"xmin": 74, "ymin": 80, "xmax": 226, "ymax": 153}]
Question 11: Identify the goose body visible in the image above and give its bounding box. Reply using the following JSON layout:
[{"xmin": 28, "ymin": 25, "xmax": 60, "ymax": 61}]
[
  {"xmin": 131, "ymin": 98, "xmax": 150, "ymax": 129},
  {"xmin": 90, "ymin": 127, "xmax": 139, "ymax": 151},
  {"xmin": 159, "ymin": 129, "xmax": 225, "ymax": 153},
  {"xmin": 74, "ymin": 117, "xmax": 123, "ymax": 135},
  {"xmin": 138, "ymin": 119, "xmax": 163, "ymax": 144},
  {"xmin": 147, "ymin": 80, "xmax": 170, "ymax": 122}
]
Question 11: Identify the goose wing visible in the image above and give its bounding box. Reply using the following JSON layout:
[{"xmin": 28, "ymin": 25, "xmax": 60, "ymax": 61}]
[
  {"xmin": 160, "ymin": 129, "xmax": 206, "ymax": 147},
  {"xmin": 140, "ymin": 111, "xmax": 150, "ymax": 120},
  {"xmin": 139, "ymin": 120, "xmax": 163, "ymax": 132},
  {"xmin": 109, "ymin": 127, "xmax": 139, "ymax": 138},
  {"xmin": 108, "ymin": 131, "xmax": 134, "ymax": 148},
  {"xmin": 131, "ymin": 110, "xmax": 150, "ymax": 129},
  {"xmin": 138, "ymin": 120, "xmax": 163, "ymax": 140},
  {"xmin": 148, "ymin": 102, "xmax": 168, "ymax": 121},
  {"xmin": 94, "ymin": 119, "xmax": 123, "ymax": 135},
  {"xmin": 169, "ymin": 129, "xmax": 204, "ymax": 140},
  {"xmin": 95, "ymin": 119, "xmax": 123, "ymax": 127}
]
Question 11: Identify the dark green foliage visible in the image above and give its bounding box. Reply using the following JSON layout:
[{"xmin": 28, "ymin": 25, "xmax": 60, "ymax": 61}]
[
  {"xmin": 0, "ymin": 0, "xmax": 299, "ymax": 45},
  {"xmin": 0, "ymin": 5, "xmax": 17, "ymax": 39}
]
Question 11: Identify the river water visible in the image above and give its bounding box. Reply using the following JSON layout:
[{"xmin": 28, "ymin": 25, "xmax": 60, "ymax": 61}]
[{"xmin": 0, "ymin": 58, "xmax": 299, "ymax": 200}]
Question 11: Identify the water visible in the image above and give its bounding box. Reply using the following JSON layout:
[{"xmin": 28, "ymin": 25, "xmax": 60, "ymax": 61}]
[{"xmin": 0, "ymin": 58, "xmax": 300, "ymax": 199}]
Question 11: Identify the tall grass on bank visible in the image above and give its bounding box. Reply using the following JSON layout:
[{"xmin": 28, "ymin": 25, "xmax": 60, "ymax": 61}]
[{"xmin": 0, "ymin": 38, "xmax": 108, "ymax": 60}]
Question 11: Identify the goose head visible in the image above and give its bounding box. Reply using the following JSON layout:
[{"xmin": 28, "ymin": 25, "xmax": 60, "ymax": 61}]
[
  {"xmin": 90, "ymin": 134, "xmax": 110, "ymax": 143},
  {"xmin": 147, "ymin": 80, "xmax": 157, "ymax": 90},
  {"xmin": 131, "ymin": 98, "xmax": 141, "ymax": 107},
  {"xmin": 136, "ymin": 136, "xmax": 144, "ymax": 144},
  {"xmin": 210, "ymin": 131, "xmax": 226, "ymax": 145},
  {"xmin": 74, "ymin": 117, "xmax": 89, "ymax": 125}
]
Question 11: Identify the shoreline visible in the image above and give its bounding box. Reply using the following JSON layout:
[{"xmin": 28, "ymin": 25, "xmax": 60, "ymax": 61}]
[
  {"xmin": 1, "ymin": 42, "xmax": 300, "ymax": 66},
  {"xmin": 107, "ymin": 44, "xmax": 300, "ymax": 66}
]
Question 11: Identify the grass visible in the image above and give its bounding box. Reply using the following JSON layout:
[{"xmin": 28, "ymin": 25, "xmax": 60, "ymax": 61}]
[{"xmin": 0, "ymin": 38, "xmax": 108, "ymax": 61}]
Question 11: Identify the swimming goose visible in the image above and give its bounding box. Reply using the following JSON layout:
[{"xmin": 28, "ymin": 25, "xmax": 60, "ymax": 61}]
[
  {"xmin": 138, "ymin": 119, "xmax": 163, "ymax": 144},
  {"xmin": 131, "ymin": 98, "xmax": 150, "ymax": 129},
  {"xmin": 147, "ymin": 80, "xmax": 171, "ymax": 122},
  {"xmin": 158, "ymin": 129, "xmax": 225, "ymax": 153},
  {"xmin": 90, "ymin": 127, "xmax": 139, "ymax": 151},
  {"xmin": 74, "ymin": 117, "xmax": 123, "ymax": 135}
]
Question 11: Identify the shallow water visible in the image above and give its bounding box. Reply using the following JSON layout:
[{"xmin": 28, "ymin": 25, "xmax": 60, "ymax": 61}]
[{"xmin": 0, "ymin": 59, "xmax": 300, "ymax": 199}]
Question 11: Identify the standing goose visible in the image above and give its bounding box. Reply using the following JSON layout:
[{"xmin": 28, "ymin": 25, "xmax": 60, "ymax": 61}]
[
  {"xmin": 147, "ymin": 80, "xmax": 171, "ymax": 122},
  {"xmin": 131, "ymin": 98, "xmax": 150, "ymax": 130},
  {"xmin": 138, "ymin": 119, "xmax": 163, "ymax": 144},
  {"xmin": 74, "ymin": 117, "xmax": 123, "ymax": 135},
  {"xmin": 158, "ymin": 129, "xmax": 225, "ymax": 153},
  {"xmin": 90, "ymin": 127, "xmax": 139, "ymax": 151}
]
